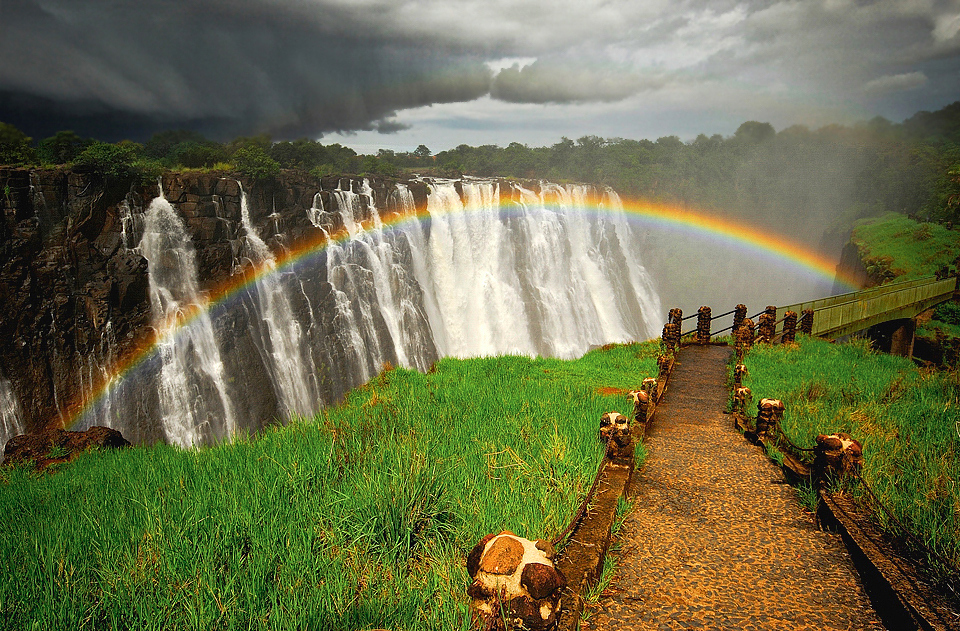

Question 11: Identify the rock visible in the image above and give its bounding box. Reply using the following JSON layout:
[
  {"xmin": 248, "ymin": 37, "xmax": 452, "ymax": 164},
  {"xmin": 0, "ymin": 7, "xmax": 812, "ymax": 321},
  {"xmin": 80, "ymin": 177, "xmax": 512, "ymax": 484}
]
[
  {"xmin": 467, "ymin": 532, "xmax": 566, "ymax": 631},
  {"xmin": 3, "ymin": 426, "xmax": 131, "ymax": 469},
  {"xmin": 479, "ymin": 534, "xmax": 524, "ymax": 575}
]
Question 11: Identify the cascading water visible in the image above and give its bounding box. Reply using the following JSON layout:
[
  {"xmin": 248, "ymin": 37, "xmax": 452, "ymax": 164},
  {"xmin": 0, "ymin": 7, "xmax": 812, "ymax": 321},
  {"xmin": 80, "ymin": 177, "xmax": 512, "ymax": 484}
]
[
  {"xmin": 237, "ymin": 185, "xmax": 319, "ymax": 418},
  {"xmin": 139, "ymin": 191, "xmax": 237, "ymax": 446},
  {"xmin": 68, "ymin": 176, "xmax": 661, "ymax": 446},
  {"xmin": 0, "ymin": 377, "xmax": 24, "ymax": 446}
]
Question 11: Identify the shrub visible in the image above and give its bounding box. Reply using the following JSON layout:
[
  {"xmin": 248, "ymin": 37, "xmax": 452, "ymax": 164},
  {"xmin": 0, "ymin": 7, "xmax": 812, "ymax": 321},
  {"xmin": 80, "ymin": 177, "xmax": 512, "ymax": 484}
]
[
  {"xmin": 933, "ymin": 300, "xmax": 960, "ymax": 326},
  {"xmin": 0, "ymin": 122, "xmax": 36, "ymax": 165},
  {"xmin": 37, "ymin": 131, "xmax": 91, "ymax": 165},
  {"xmin": 232, "ymin": 145, "xmax": 280, "ymax": 180},
  {"xmin": 74, "ymin": 141, "xmax": 163, "ymax": 182}
]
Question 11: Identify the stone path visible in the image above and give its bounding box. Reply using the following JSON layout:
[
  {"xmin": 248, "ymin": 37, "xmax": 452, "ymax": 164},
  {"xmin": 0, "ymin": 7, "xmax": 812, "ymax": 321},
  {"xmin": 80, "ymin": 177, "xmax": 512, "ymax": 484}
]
[{"xmin": 582, "ymin": 344, "xmax": 885, "ymax": 631}]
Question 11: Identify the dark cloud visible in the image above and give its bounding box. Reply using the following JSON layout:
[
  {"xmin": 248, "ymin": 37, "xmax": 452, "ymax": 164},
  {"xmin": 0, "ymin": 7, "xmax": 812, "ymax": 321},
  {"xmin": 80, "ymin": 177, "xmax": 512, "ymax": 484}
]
[
  {"xmin": 0, "ymin": 0, "xmax": 958, "ymax": 144},
  {"xmin": 0, "ymin": 0, "xmax": 493, "ymax": 141},
  {"xmin": 490, "ymin": 60, "xmax": 665, "ymax": 104}
]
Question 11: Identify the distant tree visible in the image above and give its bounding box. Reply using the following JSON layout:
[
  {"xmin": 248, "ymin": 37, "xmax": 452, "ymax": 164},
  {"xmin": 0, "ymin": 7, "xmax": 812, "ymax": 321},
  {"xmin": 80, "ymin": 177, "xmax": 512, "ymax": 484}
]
[
  {"xmin": 233, "ymin": 145, "xmax": 280, "ymax": 180},
  {"xmin": 74, "ymin": 140, "xmax": 163, "ymax": 182},
  {"xmin": 413, "ymin": 144, "xmax": 432, "ymax": 159},
  {"xmin": 37, "ymin": 131, "xmax": 90, "ymax": 165},
  {"xmin": 144, "ymin": 129, "xmax": 210, "ymax": 160},
  {"xmin": 734, "ymin": 121, "xmax": 776, "ymax": 144},
  {"xmin": 172, "ymin": 141, "xmax": 226, "ymax": 168},
  {"xmin": 0, "ymin": 122, "xmax": 36, "ymax": 165}
]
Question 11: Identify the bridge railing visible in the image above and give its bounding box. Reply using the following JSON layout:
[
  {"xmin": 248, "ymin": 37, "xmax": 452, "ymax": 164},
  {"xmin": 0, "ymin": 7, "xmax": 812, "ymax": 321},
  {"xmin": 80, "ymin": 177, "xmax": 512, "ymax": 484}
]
[{"xmin": 662, "ymin": 273, "xmax": 958, "ymax": 351}]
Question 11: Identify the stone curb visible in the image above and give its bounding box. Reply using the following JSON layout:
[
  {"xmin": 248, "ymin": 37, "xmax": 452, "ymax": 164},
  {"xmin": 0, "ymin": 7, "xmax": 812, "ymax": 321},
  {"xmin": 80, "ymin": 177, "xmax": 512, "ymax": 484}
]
[{"xmin": 553, "ymin": 354, "xmax": 676, "ymax": 631}]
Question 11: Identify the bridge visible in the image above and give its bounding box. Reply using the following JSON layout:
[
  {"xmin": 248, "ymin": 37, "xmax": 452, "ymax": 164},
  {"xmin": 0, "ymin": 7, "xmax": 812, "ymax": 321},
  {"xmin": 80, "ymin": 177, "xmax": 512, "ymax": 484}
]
[
  {"xmin": 777, "ymin": 274, "xmax": 959, "ymax": 340},
  {"xmin": 677, "ymin": 274, "xmax": 959, "ymax": 357}
]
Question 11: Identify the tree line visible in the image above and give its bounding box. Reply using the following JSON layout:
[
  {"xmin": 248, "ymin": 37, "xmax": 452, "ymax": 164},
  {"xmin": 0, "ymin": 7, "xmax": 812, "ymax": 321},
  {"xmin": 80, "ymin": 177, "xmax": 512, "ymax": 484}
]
[{"xmin": 1, "ymin": 102, "xmax": 958, "ymax": 227}]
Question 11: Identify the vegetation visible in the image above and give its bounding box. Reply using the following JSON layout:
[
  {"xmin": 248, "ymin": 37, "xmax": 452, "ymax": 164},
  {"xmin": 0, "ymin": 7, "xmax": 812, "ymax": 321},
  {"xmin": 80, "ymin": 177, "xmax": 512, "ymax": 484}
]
[
  {"xmin": 851, "ymin": 212, "xmax": 960, "ymax": 281},
  {"xmin": 2, "ymin": 100, "xmax": 959, "ymax": 233},
  {"xmin": 743, "ymin": 336, "xmax": 960, "ymax": 576},
  {"xmin": 0, "ymin": 342, "xmax": 657, "ymax": 630}
]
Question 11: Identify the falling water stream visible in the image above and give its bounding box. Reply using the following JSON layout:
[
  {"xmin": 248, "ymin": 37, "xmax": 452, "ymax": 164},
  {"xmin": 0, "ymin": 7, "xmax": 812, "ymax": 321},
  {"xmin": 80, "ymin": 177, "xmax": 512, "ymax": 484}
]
[{"xmin": 66, "ymin": 177, "xmax": 661, "ymax": 446}]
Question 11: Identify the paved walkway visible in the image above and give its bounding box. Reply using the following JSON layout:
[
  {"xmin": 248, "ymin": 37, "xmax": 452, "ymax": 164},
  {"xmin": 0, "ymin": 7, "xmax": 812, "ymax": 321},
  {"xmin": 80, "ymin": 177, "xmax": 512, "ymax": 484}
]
[{"xmin": 583, "ymin": 344, "xmax": 884, "ymax": 631}]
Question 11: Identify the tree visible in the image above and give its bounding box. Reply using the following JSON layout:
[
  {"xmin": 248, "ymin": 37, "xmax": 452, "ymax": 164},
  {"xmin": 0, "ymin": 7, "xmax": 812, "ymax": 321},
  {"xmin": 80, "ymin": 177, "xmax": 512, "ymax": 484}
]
[
  {"xmin": 0, "ymin": 122, "xmax": 35, "ymax": 165},
  {"xmin": 413, "ymin": 144, "xmax": 432, "ymax": 159},
  {"xmin": 233, "ymin": 145, "xmax": 280, "ymax": 180},
  {"xmin": 37, "ymin": 131, "xmax": 90, "ymax": 165}
]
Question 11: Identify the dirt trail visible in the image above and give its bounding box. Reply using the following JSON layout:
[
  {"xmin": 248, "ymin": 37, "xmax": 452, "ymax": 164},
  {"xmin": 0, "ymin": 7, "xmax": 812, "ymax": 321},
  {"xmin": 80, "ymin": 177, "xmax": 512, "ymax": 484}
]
[{"xmin": 582, "ymin": 344, "xmax": 884, "ymax": 631}]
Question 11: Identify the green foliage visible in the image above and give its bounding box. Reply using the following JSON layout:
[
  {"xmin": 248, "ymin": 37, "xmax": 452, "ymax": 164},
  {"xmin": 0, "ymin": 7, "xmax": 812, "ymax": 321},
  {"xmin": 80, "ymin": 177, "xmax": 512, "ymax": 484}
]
[
  {"xmin": 743, "ymin": 336, "xmax": 960, "ymax": 575},
  {"xmin": 852, "ymin": 212, "xmax": 960, "ymax": 281},
  {"xmin": 74, "ymin": 140, "xmax": 163, "ymax": 182},
  {"xmin": 934, "ymin": 301, "xmax": 960, "ymax": 326},
  {"xmin": 0, "ymin": 122, "xmax": 36, "ymax": 165},
  {"xmin": 0, "ymin": 342, "xmax": 657, "ymax": 630},
  {"xmin": 36, "ymin": 130, "xmax": 90, "ymax": 165},
  {"xmin": 232, "ymin": 145, "xmax": 280, "ymax": 180}
]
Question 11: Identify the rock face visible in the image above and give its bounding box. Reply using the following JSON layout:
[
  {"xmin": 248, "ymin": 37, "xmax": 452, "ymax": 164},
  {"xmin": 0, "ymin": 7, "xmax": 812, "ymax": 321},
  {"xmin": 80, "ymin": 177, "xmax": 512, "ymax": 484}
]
[
  {"xmin": 0, "ymin": 167, "xmax": 429, "ymax": 443},
  {"xmin": 3, "ymin": 425, "xmax": 130, "ymax": 469}
]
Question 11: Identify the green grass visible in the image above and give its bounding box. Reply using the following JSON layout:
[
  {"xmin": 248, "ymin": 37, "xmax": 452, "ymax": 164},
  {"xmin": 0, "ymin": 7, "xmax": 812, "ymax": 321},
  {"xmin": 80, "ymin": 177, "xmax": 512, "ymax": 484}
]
[
  {"xmin": 0, "ymin": 342, "xmax": 657, "ymax": 630},
  {"xmin": 743, "ymin": 336, "xmax": 960, "ymax": 574},
  {"xmin": 852, "ymin": 212, "xmax": 960, "ymax": 281}
]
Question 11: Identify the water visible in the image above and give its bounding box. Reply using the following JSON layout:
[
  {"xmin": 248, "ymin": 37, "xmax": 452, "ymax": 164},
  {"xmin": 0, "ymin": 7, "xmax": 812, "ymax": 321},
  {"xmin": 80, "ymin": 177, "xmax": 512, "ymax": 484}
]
[
  {"xmin": 237, "ymin": 184, "xmax": 319, "ymax": 419},
  {"xmin": 70, "ymin": 177, "xmax": 662, "ymax": 446},
  {"xmin": 139, "ymin": 193, "xmax": 237, "ymax": 445},
  {"xmin": 0, "ymin": 377, "xmax": 24, "ymax": 446}
]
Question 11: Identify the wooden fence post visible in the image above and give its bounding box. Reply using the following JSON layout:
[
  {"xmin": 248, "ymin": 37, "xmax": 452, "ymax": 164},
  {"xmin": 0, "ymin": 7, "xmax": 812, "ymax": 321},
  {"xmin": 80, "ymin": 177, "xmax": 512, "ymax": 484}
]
[
  {"xmin": 697, "ymin": 306, "xmax": 712, "ymax": 345},
  {"xmin": 781, "ymin": 311, "xmax": 798, "ymax": 344},
  {"xmin": 800, "ymin": 309, "xmax": 814, "ymax": 335}
]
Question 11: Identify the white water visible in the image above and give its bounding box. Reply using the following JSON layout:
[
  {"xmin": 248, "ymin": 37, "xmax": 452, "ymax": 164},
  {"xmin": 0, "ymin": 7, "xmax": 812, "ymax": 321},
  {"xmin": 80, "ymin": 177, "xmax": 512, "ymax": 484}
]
[
  {"xmin": 71, "ymin": 177, "xmax": 662, "ymax": 445},
  {"xmin": 237, "ymin": 185, "xmax": 318, "ymax": 418},
  {"xmin": 139, "ymin": 193, "xmax": 237, "ymax": 446},
  {"xmin": 0, "ymin": 378, "xmax": 24, "ymax": 446}
]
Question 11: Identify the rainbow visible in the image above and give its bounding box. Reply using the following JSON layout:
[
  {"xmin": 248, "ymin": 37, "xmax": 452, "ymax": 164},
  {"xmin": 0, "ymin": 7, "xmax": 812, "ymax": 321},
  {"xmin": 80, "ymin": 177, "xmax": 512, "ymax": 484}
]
[{"xmin": 66, "ymin": 194, "xmax": 859, "ymax": 430}]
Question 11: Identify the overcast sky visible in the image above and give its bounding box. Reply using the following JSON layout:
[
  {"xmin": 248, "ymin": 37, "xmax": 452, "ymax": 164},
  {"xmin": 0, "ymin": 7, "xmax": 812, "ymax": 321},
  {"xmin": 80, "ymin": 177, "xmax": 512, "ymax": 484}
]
[{"xmin": 1, "ymin": 0, "xmax": 959, "ymax": 152}]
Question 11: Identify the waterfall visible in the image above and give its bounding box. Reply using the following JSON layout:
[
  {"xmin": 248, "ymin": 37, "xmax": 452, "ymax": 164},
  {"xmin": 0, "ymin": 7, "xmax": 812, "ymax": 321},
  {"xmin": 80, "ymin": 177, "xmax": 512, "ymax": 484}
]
[
  {"xmin": 139, "ymin": 192, "xmax": 237, "ymax": 446},
  {"xmin": 237, "ymin": 185, "xmax": 318, "ymax": 418},
  {"xmin": 66, "ymin": 176, "xmax": 661, "ymax": 446},
  {"xmin": 0, "ymin": 377, "xmax": 24, "ymax": 446}
]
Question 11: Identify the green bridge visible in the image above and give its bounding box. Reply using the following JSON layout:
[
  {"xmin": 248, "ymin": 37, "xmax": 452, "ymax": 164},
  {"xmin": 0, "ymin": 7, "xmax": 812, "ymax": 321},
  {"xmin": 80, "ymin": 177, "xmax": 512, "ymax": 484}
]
[{"xmin": 778, "ymin": 274, "xmax": 959, "ymax": 354}]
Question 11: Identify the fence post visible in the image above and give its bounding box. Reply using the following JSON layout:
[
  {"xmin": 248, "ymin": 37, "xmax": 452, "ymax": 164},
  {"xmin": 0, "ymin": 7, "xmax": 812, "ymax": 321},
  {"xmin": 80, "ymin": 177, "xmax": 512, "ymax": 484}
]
[
  {"xmin": 733, "ymin": 304, "xmax": 747, "ymax": 332},
  {"xmin": 756, "ymin": 398, "xmax": 783, "ymax": 438},
  {"xmin": 799, "ymin": 309, "xmax": 814, "ymax": 335},
  {"xmin": 697, "ymin": 306, "xmax": 712, "ymax": 345},
  {"xmin": 662, "ymin": 322, "xmax": 680, "ymax": 355},
  {"xmin": 812, "ymin": 433, "xmax": 863, "ymax": 486},
  {"xmin": 781, "ymin": 310, "xmax": 798, "ymax": 344},
  {"xmin": 669, "ymin": 308, "xmax": 683, "ymax": 327},
  {"xmin": 757, "ymin": 306, "xmax": 777, "ymax": 343},
  {"xmin": 735, "ymin": 318, "xmax": 755, "ymax": 362}
]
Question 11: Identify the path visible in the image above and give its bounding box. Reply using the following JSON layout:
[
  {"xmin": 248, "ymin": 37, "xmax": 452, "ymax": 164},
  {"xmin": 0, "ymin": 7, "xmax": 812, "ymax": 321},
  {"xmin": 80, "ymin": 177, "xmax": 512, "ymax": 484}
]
[{"xmin": 582, "ymin": 344, "xmax": 884, "ymax": 631}]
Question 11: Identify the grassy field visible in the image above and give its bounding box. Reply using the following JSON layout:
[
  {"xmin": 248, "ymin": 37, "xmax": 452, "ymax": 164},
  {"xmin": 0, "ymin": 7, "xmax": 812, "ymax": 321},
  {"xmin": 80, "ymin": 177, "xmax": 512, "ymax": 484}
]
[
  {"xmin": 742, "ymin": 336, "xmax": 960, "ymax": 575},
  {"xmin": 852, "ymin": 212, "xmax": 960, "ymax": 281},
  {"xmin": 0, "ymin": 343, "xmax": 657, "ymax": 630}
]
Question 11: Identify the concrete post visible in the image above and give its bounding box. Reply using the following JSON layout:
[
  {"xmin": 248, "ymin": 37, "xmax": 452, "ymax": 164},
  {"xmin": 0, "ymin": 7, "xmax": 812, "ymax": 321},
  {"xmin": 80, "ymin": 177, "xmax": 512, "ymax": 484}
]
[{"xmin": 781, "ymin": 311, "xmax": 798, "ymax": 344}]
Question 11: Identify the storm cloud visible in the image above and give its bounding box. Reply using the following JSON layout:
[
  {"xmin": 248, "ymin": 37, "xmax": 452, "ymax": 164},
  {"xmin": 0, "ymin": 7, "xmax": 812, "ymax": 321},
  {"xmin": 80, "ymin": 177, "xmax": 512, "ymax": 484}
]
[{"xmin": 0, "ymin": 0, "xmax": 958, "ymax": 143}]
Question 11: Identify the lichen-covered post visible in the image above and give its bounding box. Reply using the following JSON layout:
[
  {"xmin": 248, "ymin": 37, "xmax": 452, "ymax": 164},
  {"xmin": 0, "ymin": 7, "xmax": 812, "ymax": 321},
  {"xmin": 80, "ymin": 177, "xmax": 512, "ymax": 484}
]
[
  {"xmin": 697, "ymin": 306, "xmax": 712, "ymax": 345},
  {"xmin": 733, "ymin": 304, "xmax": 747, "ymax": 333},
  {"xmin": 599, "ymin": 411, "xmax": 633, "ymax": 464},
  {"xmin": 756, "ymin": 398, "xmax": 783, "ymax": 438},
  {"xmin": 735, "ymin": 318, "xmax": 755, "ymax": 362},
  {"xmin": 733, "ymin": 387, "xmax": 752, "ymax": 415},
  {"xmin": 669, "ymin": 308, "xmax": 683, "ymax": 328},
  {"xmin": 656, "ymin": 353, "xmax": 671, "ymax": 386},
  {"xmin": 662, "ymin": 322, "xmax": 680, "ymax": 355},
  {"xmin": 757, "ymin": 306, "xmax": 777, "ymax": 344},
  {"xmin": 781, "ymin": 310, "xmax": 798, "ymax": 344},
  {"xmin": 467, "ymin": 532, "xmax": 567, "ymax": 630},
  {"xmin": 812, "ymin": 433, "xmax": 863, "ymax": 486},
  {"xmin": 628, "ymin": 390, "xmax": 648, "ymax": 426},
  {"xmin": 799, "ymin": 309, "xmax": 814, "ymax": 335},
  {"xmin": 733, "ymin": 364, "xmax": 747, "ymax": 388}
]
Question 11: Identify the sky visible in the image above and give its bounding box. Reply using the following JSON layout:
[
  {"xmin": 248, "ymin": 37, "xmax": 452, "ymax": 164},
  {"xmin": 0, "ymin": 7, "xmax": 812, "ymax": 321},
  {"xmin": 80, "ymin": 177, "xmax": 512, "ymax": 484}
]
[{"xmin": 1, "ymin": 0, "xmax": 959, "ymax": 153}]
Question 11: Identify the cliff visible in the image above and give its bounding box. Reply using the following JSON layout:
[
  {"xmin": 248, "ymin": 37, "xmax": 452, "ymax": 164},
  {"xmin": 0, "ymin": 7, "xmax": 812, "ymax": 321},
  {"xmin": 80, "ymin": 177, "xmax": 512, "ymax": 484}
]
[{"xmin": 0, "ymin": 168, "xmax": 429, "ymax": 440}]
